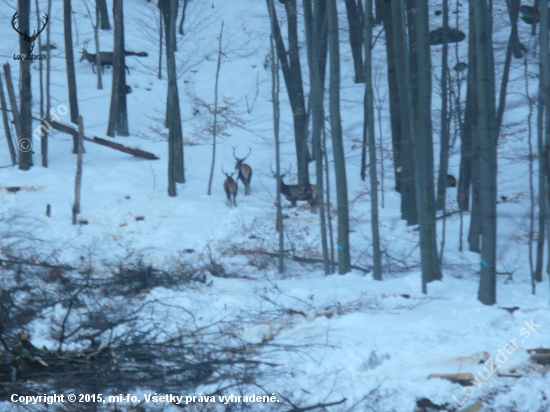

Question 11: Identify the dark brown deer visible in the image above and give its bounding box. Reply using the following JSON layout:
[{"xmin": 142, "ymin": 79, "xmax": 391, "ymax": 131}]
[
  {"xmin": 79, "ymin": 42, "xmax": 130, "ymax": 75},
  {"xmin": 232, "ymin": 146, "xmax": 252, "ymax": 195},
  {"xmin": 272, "ymin": 165, "xmax": 318, "ymax": 212},
  {"xmin": 222, "ymin": 166, "xmax": 238, "ymax": 208}
]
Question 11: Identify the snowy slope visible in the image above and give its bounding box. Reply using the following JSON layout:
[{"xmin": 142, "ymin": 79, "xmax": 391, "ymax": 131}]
[{"xmin": 0, "ymin": 0, "xmax": 549, "ymax": 411}]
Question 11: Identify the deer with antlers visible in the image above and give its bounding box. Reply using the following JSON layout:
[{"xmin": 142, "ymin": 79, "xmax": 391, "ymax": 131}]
[
  {"xmin": 222, "ymin": 166, "xmax": 238, "ymax": 208},
  {"xmin": 272, "ymin": 164, "xmax": 318, "ymax": 213},
  {"xmin": 232, "ymin": 146, "xmax": 253, "ymax": 196},
  {"xmin": 12, "ymin": 11, "xmax": 49, "ymax": 54}
]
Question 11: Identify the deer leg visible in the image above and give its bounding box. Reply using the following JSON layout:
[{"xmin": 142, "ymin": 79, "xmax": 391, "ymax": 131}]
[
  {"xmin": 125, "ymin": 65, "xmax": 130, "ymax": 75},
  {"xmin": 92, "ymin": 64, "xmax": 96, "ymax": 74}
]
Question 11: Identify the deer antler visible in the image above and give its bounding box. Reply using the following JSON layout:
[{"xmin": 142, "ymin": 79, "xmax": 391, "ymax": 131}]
[
  {"xmin": 222, "ymin": 165, "xmax": 234, "ymax": 177},
  {"xmin": 270, "ymin": 163, "xmax": 288, "ymax": 179},
  {"xmin": 232, "ymin": 145, "xmax": 252, "ymax": 161},
  {"xmin": 242, "ymin": 146, "xmax": 252, "ymax": 161},
  {"xmin": 11, "ymin": 12, "xmax": 25, "ymax": 36},
  {"xmin": 30, "ymin": 13, "xmax": 49, "ymax": 41}
]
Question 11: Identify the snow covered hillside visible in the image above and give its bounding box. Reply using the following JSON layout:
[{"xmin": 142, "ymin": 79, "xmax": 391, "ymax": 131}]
[{"xmin": 0, "ymin": 0, "xmax": 548, "ymax": 411}]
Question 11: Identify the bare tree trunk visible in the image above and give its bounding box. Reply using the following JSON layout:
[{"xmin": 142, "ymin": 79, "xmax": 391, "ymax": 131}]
[
  {"xmin": 390, "ymin": 0, "xmax": 417, "ymax": 226},
  {"xmin": 310, "ymin": 0, "xmax": 330, "ymax": 274},
  {"xmin": 94, "ymin": 3, "xmax": 103, "ymax": 90},
  {"xmin": 3, "ymin": 64, "xmax": 23, "ymax": 162},
  {"xmin": 64, "ymin": 0, "xmax": 79, "ymax": 153},
  {"xmin": 466, "ymin": 0, "xmax": 482, "ymax": 253},
  {"xmin": 43, "ymin": 0, "xmax": 52, "ymax": 167},
  {"xmin": 107, "ymin": 0, "xmax": 129, "ymax": 137},
  {"xmin": 207, "ymin": 22, "xmax": 224, "ymax": 196},
  {"xmin": 72, "ymin": 116, "xmax": 84, "ymax": 225},
  {"xmin": 160, "ymin": 0, "xmax": 184, "ymax": 183},
  {"xmin": 159, "ymin": 0, "xmax": 184, "ymax": 195},
  {"xmin": 344, "ymin": 0, "xmax": 365, "ymax": 83},
  {"xmin": 158, "ymin": 11, "xmax": 163, "ymax": 80},
  {"xmin": 458, "ymin": 2, "xmax": 477, "ymax": 212},
  {"xmin": 18, "ymin": 0, "xmax": 33, "ymax": 170},
  {"xmin": 178, "ymin": 0, "xmax": 188, "ymax": 35},
  {"xmin": 474, "ymin": 0, "xmax": 497, "ymax": 305},
  {"xmin": 496, "ymin": 0, "xmax": 521, "ymax": 134},
  {"xmin": 303, "ymin": 0, "xmax": 313, "ymax": 74},
  {"xmin": 436, "ymin": 0, "xmax": 450, "ymax": 210},
  {"xmin": 381, "ymin": 0, "xmax": 402, "ymax": 194},
  {"xmin": 364, "ymin": 0, "xmax": 382, "ymax": 280},
  {"xmin": 0, "ymin": 75, "xmax": 16, "ymax": 165},
  {"xmin": 96, "ymin": 0, "xmax": 111, "ymax": 30},
  {"xmin": 539, "ymin": 0, "xmax": 550, "ymax": 288},
  {"xmin": 268, "ymin": 0, "xmax": 284, "ymax": 274},
  {"xmin": 327, "ymin": 0, "xmax": 351, "ymax": 274},
  {"xmin": 374, "ymin": 0, "xmax": 383, "ymax": 25},
  {"xmin": 266, "ymin": 0, "xmax": 310, "ymax": 185},
  {"xmin": 414, "ymin": 0, "xmax": 442, "ymax": 285},
  {"xmin": 526, "ymin": 65, "xmax": 536, "ymax": 292},
  {"xmin": 324, "ymin": 122, "xmax": 335, "ymax": 273},
  {"xmin": 36, "ymin": 0, "xmax": 44, "ymax": 120},
  {"xmin": 536, "ymin": 73, "xmax": 546, "ymax": 283}
]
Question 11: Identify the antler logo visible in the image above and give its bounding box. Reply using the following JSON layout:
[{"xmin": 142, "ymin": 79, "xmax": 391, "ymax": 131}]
[{"xmin": 12, "ymin": 11, "xmax": 49, "ymax": 55}]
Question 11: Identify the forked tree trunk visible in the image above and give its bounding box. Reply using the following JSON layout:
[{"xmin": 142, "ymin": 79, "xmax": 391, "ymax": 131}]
[
  {"xmin": 266, "ymin": 0, "xmax": 310, "ymax": 185},
  {"xmin": 344, "ymin": 0, "xmax": 365, "ymax": 83},
  {"xmin": 96, "ymin": 0, "xmax": 111, "ymax": 30}
]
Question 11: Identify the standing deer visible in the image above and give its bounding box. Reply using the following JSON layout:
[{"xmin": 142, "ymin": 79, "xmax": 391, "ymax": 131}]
[
  {"xmin": 79, "ymin": 42, "xmax": 130, "ymax": 75},
  {"xmin": 232, "ymin": 146, "xmax": 253, "ymax": 195},
  {"xmin": 272, "ymin": 165, "xmax": 318, "ymax": 213},
  {"xmin": 222, "ymin": 166, "xmax": 238, "ymax": 208}
]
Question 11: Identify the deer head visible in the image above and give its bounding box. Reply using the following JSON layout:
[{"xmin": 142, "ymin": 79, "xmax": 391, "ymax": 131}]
[
  {"xmin": 232, "ymin": 145, "xmax": 252, "ymax": 170},
  {"xmin": 12, "ymin": 11, "xmax": 49, "ymax": 54},
  {"xmin": 79, "ymin": 40, "xmax": 90, "ymax": 62}
]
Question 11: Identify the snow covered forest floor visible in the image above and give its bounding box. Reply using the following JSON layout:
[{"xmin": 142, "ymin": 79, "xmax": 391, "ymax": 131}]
[{"xmin": 0, "ymin": 0, "xmax": 549, "ymax": 411}]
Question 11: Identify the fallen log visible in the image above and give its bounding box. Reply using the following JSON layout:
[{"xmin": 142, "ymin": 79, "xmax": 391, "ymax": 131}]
[
  {"xmin": 49, "ymin": 119, "xmax": 159, "ymax": 160},
  {"xmin": 254, "ymin": 250, "xmax": 371, "ymax": 274},
  {"xmin": 428, "ymin": 373, "xmax": 473, "ymax": 386}
]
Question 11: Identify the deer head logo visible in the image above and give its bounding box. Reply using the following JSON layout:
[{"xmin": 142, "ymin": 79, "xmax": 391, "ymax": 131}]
[{"xmin": 12, "ymin": 11, "xmax": 49, "ymax": 54}]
